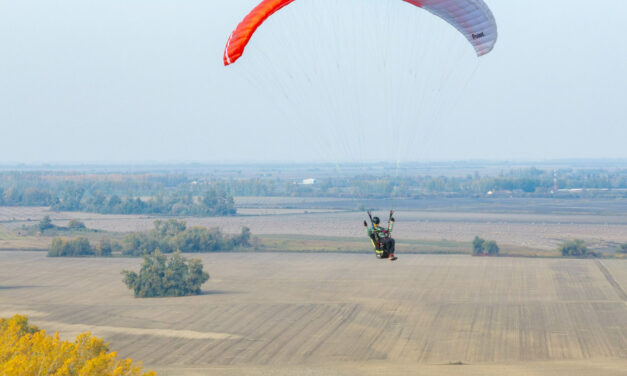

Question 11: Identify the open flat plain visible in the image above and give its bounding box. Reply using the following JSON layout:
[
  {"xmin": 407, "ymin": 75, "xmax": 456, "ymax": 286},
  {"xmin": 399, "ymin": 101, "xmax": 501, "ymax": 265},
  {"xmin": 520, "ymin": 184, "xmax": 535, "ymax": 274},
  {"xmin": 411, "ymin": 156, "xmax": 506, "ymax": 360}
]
[
  {"xmin": 1, "ymin": 251, "xmax": 626, "ymax": 375},
  {"xmin": 2, "ymin": 198, "xmax": 627, "ymax": 253}
]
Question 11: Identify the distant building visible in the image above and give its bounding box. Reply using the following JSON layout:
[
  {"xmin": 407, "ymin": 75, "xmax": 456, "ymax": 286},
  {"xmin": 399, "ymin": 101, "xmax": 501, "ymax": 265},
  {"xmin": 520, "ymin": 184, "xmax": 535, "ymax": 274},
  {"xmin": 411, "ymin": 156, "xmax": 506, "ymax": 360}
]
[{"xmin": 301, "ymin": 178, "xmax": 316, "ymax": 185}]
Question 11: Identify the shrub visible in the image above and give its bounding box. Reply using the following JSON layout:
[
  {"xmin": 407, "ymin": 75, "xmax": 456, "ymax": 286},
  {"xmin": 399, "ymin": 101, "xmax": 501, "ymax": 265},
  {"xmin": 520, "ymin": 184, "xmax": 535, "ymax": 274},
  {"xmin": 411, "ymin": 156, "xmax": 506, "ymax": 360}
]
[
  {"xmin": 232, "ymin": 227, "xmax": 251, "ymax": 248},
  {"xmin": 48, "ymin": 237, "xmax": 93, "ymax": 257},
  {"xmin": 620, "ymin": 243, "xmax": 627, "ymax": 254},
  {"xmin": 95, "ymin": 239, "xmax": 114, "ymax": 256},
  {"xmin": 560, "ymin": 239, "xmax": 598, "ymax": 257},
  {"xmin": 0, "ymin": 315, "xmax": 154, "ymax": 375},
  {"xmin": 173, "ymin": 226, "xmax": 223, "ymax": 253},
  {"xmin": 472, "ymin": 236, "xmax": 485, "ymax": 255},
  {"xmin": 39, "ymin": 216, "xmax": 54, "ymax": 232},
  {"xmin": 472, "ymin": 236, "xmax": 499, "ymax": 256},
  {"xmin": 122, "ymin": 251, "xmax": 209, "ymax": 298},
  {"xmin": 48, "ymin": 237, "xmax": 119, "ymax": 257},
  {"xmin": 122, "ymin": 220, "xmax": 253, "ymax": 256},
  {"xmin": 484, "ymin": 240, "xmax": 500, "ymax": 255},
  {"xmin": 67, "ymin": 219, "xmax": 87, "ymax": 230}
]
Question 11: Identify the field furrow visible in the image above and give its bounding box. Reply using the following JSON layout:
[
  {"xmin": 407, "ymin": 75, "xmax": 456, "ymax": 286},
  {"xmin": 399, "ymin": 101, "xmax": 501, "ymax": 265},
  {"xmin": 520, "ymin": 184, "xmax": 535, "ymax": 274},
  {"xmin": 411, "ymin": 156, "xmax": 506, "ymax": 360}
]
[{"xmin": 1, "ymin": 251, "xmax": 626, "ymax": 375}]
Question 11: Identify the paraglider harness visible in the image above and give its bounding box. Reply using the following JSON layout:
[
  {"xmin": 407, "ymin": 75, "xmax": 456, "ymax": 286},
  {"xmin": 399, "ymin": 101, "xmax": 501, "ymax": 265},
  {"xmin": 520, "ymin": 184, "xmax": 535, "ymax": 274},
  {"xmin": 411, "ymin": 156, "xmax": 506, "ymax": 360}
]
[{"xmin": 366, "ymin": 210, "xmax": 395, "ymax": 259}]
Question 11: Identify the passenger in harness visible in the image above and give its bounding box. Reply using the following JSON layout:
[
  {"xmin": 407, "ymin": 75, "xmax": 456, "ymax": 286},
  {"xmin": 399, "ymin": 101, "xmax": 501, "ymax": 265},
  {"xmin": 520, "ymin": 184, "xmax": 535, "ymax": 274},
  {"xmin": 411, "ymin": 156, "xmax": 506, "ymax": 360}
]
[{"xmin": 364, "ymin": 210, "xmax": 397, "ymax": 261}]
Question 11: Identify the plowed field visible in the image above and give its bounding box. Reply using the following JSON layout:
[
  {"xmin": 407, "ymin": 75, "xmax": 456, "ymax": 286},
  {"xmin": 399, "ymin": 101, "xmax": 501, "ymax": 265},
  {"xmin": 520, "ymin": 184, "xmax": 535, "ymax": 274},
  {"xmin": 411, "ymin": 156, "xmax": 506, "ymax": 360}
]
[
  {"xmin": 4, "ymin": 205, "xmax": 627, "ymax": 253},
  {"xmin": 1, "ymin": 251, "xmax": 626, "ymax": 375}
]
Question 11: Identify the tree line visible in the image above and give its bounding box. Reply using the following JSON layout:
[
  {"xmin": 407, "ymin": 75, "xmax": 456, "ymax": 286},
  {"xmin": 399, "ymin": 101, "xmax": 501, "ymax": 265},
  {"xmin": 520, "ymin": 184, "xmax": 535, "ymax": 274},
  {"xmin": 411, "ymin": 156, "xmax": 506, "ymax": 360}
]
[
  {"xmin": 51, "ymin": 188, "xmax": 235, "ymax": 216},
  {"xmin": 199, "ymin": 168, "xmax": 627, "ymax": 198},
  {"xmin": 0, "ymin": 172, "xmax": 236, "ymax": 215},
  {"xmin": 48, "ymin": 237, "xmax": 118, "ymax": 257},
  {"xmin": 47, "ymin": 219, "xmax": 253, "ymax": 257},
  {"xmin": 0, "ymin": 186, "xmax": 235, "ymax": 216},
  {"xmin": 121, "ymin": 219, "xmax": 251, "ymax": 256},
  {"xmin": 2, "ymin": 168, "xmax": 627, "ymax": 205}
]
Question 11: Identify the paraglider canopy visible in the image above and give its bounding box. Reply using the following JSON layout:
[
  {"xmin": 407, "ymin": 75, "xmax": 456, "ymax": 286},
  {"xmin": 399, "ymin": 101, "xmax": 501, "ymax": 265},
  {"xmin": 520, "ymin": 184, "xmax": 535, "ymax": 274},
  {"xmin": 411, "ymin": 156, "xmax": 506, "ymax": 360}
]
[{"xmin": 224, "ymin": 0, "xmax": 497, "ymax": 66}]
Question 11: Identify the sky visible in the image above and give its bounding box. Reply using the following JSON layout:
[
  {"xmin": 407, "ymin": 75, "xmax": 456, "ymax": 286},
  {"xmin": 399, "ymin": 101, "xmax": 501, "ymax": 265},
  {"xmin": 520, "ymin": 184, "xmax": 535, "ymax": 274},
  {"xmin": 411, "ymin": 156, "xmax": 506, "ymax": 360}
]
[{"xmin": 0, "ymin": 0, "xmax": 625, "ymax": 164}]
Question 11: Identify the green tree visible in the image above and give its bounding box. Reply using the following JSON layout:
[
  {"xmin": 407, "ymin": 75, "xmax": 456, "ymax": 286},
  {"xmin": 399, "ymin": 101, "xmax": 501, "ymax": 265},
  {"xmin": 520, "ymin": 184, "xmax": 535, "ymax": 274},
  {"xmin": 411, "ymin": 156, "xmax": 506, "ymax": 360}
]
[
  {"xmin": 472, "ymin": 236, "xmax": 486, "ymax": 255},
  {"xmin": 95, "ymin": 239, "xmax": 113, "ymax": 257},
  {"xmin": 560, "ymin": 239, "xmax": 592, "ymax": 257},
  {"xmin": 484, "ymin": 240, "xmax": 500, "ymax": 255},
  {"xmin": 3, "ymin": 187, "xmax": 21, "ymax": 205},
  {"xmin": 122, "ymin": 232, "xmax": 145, "ymax": 256},
  {"xmin": 154, "ymin": 219, "xmax": 187, "ymax": 237},
  {"xmin": 472, "ymin": 236, "xmax": 499, "ymax": 256},
  {"xmin": 48, "ymin": 237, "xmax": 93, "ymax": 257},
  {"xmin": 67, "ymin": 219, "xmax": 86, "ymax": 230},
  {"xmin": 22, "ymin": 188, "xmax": 54, "ymax": 206},
  {"xmin": 122, "ymin": 251, "xmax": 209, "ymax": 298},
  {"xmin": 122, "ymin": 220, "xmax": 252, "ymax": 256},
  {"xmin": 232, "ymin": 227, "xmax": 251, "ymax": 247},
  {"xmin": 39, "ymin": 216, "xmax": 54, "ymax": 232},
  {"xmin": 55, "ymin": 187, "xmax": 85, "ymax": 211},
  {"xmin": 619, "ymin": 243, "xmax": 627, "ymax": 254},
  {"xmin": 48, "ymin": 237, "xmax": 65, "ymax": 257},
  {"xmin": 107, "ymin": 194, "xmax": 122, "ymax": 211},
  {"xmin": 174, "ymin": 226, "xmax": 222, "ymax": 253}
]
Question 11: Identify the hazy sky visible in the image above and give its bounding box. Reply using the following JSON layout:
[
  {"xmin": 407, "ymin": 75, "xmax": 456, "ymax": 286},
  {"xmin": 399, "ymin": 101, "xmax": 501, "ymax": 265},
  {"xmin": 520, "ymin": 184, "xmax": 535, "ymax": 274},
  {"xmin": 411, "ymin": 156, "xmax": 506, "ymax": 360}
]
[{"xmin": 0, "ymin": 0, "xmax": 625, "ymax": 164}]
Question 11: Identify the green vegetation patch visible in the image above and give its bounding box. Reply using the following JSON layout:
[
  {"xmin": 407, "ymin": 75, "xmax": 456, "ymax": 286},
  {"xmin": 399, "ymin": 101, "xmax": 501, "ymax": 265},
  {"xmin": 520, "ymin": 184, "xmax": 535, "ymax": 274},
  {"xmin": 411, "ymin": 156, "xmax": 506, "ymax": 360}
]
[
  {"xmin": 123, "ymin": 251, "xmax": 209, "ymax": 298},
  {"xmin": 20, "ymin": 216, "xmax": 100, "ymax": 237},
  {"xmin": 560, "ymin": 239, "xmax": 601, "ymax": 258},
  {"xmin": 46, "ymin": 219, "xmax": 253, "ymax": 257},
  {"xmin": 472, "ymin": 236, "xmax": 500, "ymax": 256},
  {"xmin": 122, "ymin": 219, "xmax": 252, "ymax": 256},
  {"xmin": 48, "ymin": 237, "xmax": 117, "ymax": 257}
]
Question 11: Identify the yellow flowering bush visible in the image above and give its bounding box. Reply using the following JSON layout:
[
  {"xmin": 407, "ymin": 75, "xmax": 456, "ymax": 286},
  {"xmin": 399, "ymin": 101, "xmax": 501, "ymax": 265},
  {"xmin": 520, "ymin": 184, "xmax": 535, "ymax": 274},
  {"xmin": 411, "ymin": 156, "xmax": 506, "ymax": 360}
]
[{"xmin": 0, "ymin": 315, "xmax": 155, "ymax": 376}]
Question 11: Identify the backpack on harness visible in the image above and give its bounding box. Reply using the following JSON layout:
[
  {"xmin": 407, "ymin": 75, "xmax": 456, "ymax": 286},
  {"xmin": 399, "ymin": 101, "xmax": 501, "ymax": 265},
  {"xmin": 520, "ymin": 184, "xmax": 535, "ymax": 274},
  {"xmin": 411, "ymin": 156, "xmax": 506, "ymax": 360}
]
[{"xmin": 370, "ymin": 232, "xmax": 390, "ymax": 259}]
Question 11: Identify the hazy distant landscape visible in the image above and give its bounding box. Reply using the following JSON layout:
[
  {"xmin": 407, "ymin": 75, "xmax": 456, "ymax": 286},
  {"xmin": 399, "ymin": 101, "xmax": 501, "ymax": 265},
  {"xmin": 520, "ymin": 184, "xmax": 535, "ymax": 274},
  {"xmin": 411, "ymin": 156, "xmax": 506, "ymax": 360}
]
[
  {"xmin": 2, "ymin": 0, "xmax": 627, "ymax": 373},
  {"xmin": 1, "ymin": 163, "xmax": 627, "ymax": 257},
  {"xmin": 0, "ymin": 162, "xmax": 626, "ymax": 374}
]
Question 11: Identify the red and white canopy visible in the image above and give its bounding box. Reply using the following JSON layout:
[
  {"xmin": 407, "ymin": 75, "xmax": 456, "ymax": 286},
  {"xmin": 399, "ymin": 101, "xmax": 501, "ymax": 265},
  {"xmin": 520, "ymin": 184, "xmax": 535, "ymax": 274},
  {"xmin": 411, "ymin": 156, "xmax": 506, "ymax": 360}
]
[{"xmin": 224, "ymin": 0, "xmax": 498, "ymax": 66}]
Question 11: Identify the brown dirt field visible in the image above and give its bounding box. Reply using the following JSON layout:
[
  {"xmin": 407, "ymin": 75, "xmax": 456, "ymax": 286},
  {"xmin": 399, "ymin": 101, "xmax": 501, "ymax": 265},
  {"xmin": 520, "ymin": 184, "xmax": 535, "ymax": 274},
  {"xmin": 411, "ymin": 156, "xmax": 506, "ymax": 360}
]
[
  {"xmin": 3, "ymin": 206, "xmax": 626, "ymax": 252},
  {"xmin": 1, "ymin": 251, "xmax": 626, "ymax": 375}
]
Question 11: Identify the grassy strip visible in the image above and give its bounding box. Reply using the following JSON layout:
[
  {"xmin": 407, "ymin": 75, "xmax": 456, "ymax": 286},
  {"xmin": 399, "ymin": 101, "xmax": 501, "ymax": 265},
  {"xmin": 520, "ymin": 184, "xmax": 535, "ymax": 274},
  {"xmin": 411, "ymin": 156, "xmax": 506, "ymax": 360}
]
[
  {"xmin": 0, "ymin": 225, "xmax": 125, "ymax": 252},
  {"xmin": 258, "ymin": 234, "xmax": 470, "ymax": 254},
  {"xmin": 0, "ymin": 238, "xmax": 50, "ymax": 251},
  {"xmin": 498, "ymin": 245, "xmax": 560, "ymax": 258},
  {"xmin": 0, "ymin": 225, "xmax": 16, "ymax": 240},
  {"xmin": 257, "ymin": 234, "xmax": 557, "ymax": 257},
  {"xmin": 0, "ymin": 225, "xmax": 51, "ymax": 251},
  {"xmin": 0, "ymin": 226, "xmax": 585, "ymax": 258}
]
